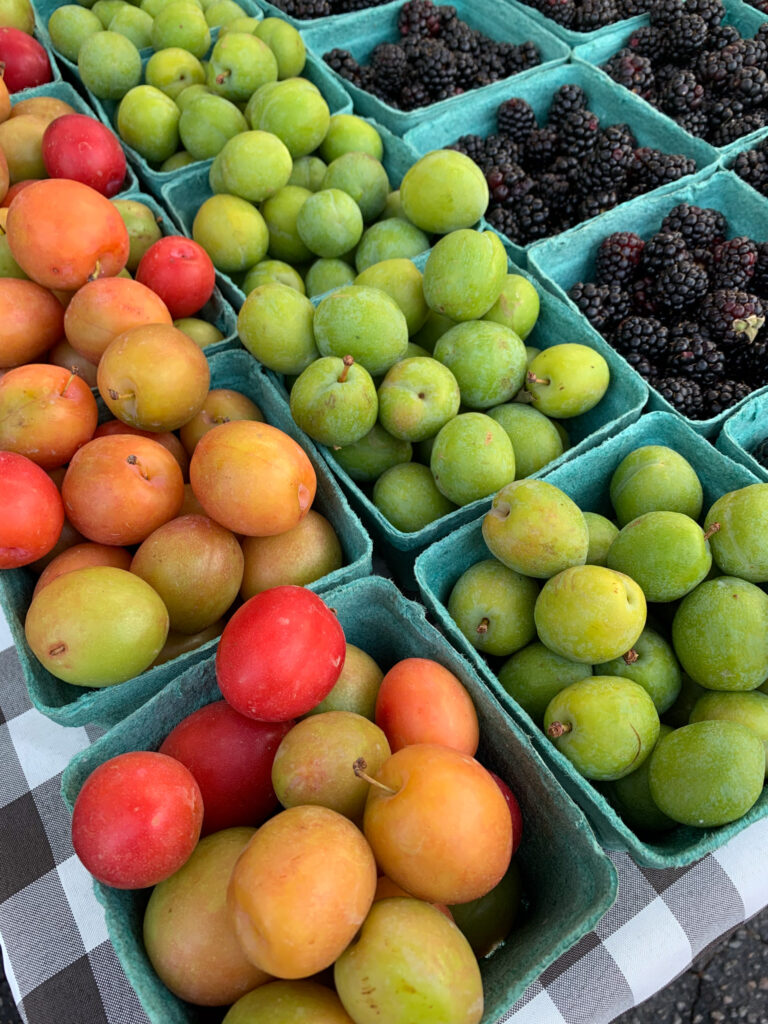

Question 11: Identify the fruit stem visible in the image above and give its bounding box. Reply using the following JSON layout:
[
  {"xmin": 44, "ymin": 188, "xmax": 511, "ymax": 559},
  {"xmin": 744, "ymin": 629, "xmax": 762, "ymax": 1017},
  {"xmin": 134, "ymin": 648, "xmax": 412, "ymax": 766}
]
[
  {"xmin": 477, "ymin": 617, "xmax": 490, "ymax": 635},
  {"xmin": 526, "ymin": 371, "xmax": 551, "ymax": 386},
  {"xmin": 215, "ymin": 70, "xmax": 231, "ymax": 84},
  {"xmin": 353, "ymin": 757, "xmax": 396, "ymax": 795},
  {"xmin": 623, "ymin": 648, "xmax": 639, "ymax": 665},
  {"xmin": 547, "ymin": 721, "xmax": 572, "ymax": 739},
  {"xmin": 60, "ymin": 369, "xmax": 79, "ymax": 397},
  {"xmin": 109, "ymin": 389, "xmax": 135, "ymax": 402},
  {"xmin": 88, "ymin": 260, "xmax": 102, "ymax": 282},
  {"xmin": 338, "ymin": 354, "xmax": 354, "ymax": 384},
  {"xmin": 126, "ymin": 454, "xmax": 149, "ymax": 480},
  {"xmin": 703, "ymin": 522, "xmax": 721, "ymax": 542}
]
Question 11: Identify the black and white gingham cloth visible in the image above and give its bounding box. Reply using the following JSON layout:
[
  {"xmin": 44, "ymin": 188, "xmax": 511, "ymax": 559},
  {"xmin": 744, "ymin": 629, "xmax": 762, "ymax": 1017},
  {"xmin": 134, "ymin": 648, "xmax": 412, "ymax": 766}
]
[{"xmin": 2, "ymin": 614, "xmax": 768, "ymax": 1024}]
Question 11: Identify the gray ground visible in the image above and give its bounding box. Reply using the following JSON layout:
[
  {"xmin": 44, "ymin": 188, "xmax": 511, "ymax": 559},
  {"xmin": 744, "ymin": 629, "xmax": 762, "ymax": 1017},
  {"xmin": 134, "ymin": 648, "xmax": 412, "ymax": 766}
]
[{"xmin": 1, "ymin": 909, "xmax": 767, "ymax": 1023}]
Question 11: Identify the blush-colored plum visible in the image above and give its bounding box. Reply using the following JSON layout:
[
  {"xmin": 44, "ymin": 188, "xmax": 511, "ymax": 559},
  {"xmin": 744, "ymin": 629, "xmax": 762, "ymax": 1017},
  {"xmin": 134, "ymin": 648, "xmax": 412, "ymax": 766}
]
[
  {"xmin": 0, "ymin": 450, "xmax": 64, "ymax": 568},
  {"xmin": 64, "ymin": 276, "xmax": 172, "ymax": 365}
]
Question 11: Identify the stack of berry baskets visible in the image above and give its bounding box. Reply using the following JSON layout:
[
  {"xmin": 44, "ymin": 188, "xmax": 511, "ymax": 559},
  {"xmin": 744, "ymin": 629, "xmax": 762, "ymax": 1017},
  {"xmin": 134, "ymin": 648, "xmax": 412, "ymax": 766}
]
[
  {"xmin": 572, "ymin": 0, "xmax": 768, "ymax": 160},
  {"xmin": 403, "ymin": 61, "xmax": 718, "ymax": 267},
  {"xmin": 527, "ymin": 170, "xmax": 768, "ymax": 437},
  {"xmin": 499, "ymin": 0, "xmax": 647, "ymax": 47}
]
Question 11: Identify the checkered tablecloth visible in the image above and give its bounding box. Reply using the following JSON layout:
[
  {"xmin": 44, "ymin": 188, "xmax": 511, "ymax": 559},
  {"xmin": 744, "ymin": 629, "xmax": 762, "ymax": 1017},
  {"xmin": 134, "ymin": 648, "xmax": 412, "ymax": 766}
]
[{"xmin": 2, "ymin": 611, "xmax": 768, "ymax": 1024}]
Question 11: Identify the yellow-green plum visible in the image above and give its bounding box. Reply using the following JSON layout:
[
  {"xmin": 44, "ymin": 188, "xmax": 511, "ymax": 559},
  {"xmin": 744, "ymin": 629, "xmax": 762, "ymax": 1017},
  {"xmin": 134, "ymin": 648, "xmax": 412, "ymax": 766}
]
[
  {"xmin": 672, "ymin": 576, "xmax": 768, "ymax": 690},
  {"xmin": 595, "ymin": 626, "xmax": 681, "ymax": 714},
  {"xmin": 152, "ymin": 1, "xmax": 210, "ymax": 57},
  {"xmin": 296, "ymin": 188, "xmax": 363, "ymax": 259},
  {"xmin": 603, "ymin": 724, "xmax": 676, "ymax": 833},
  {"xmin": 544, "ymin": 675, "xmax": 660, "ymax": 780},
  {"xmin": 434, "ymin": 320, "xmax": 527, "ymax": 409},
  {"xmin": 238, "ymin": 283, "xmax": 317, "ymax": 374},
  {"xmin": 241, "ymin": 259, "xmax": 305, "ymax": 295},
  {"xmin": 488, "ymin": 403, "xmax": 563, "ymax": 478},
  {"xmin": 431, "ymin": 412, "xmax": 515, "ymax": 506},
  {"xmin": 606, "ymin": 511, "xmax": 713, "ymax": 603},
  {"xmin": 48, "ymin": 5, "xmax": 102, "ymax": 61},
  {"xmin": 223, "ymin": 981, "xmax": 353, "ymax": 1023},
  {"xmin": 161, "ymin": 150, "xmax": 196, "ymax": 170},
  {"xmin": 261, "ymin": 185, "xmax": 314, "ymax": 264},
  {"xmin": 255, "ymin": 17, "xmax": 306, "ymax": 78},
  {"xmin": 306, "ymin": 643, "xmax": 384, "ymax": 720},
  {"xmin": 329, "ymin": 422, "xmax": 412, "ymax": 483},
  {"xmin": 648, "ymin": 721, "xmax": 765, "ymax": 826},
  {"xmin": 174, "ymin": 318, "xmax": 223, "ymax": 348},
  {"xmin": 239, "ymin": 509, "xmax": 342, "ymax": 597},
  {"xmin": 288, "ymin": 154, "xmax": 327, "ymax": 191},
  {"xmin": 482, "ymin": 479, "xmax": 588, "ymax": 579},
  {"xmin": 178, "ymin": 92, "xmax": 246, "ymax": 159},
  {"xmin": 143, "ymin": 827, "xmax": 269, "ymax": 1006},
  {"xmin": 447, "ymin": 558, "xmax": 538, "ymax": 657},
  {"xmin": 423, "ymin": 229, "xmax": 507, "ymax": 322},
  {"xmin": 355, "ymin": 218, "xmax": 431, "ymax": 273},
  {"xmin": 355, "ymin": 258, "xmax": 428, "ymax": 335},
  {"xmin": 221, "ymin": 15, "xmax": 262, "ymax": 34},
  {"xmin": 108, "ymin": 5, "xmax": 153, "ymax": 47},
  {"xmin": 411, "ymin": 308, "xmax": 455, "ymax": 353},
  {"xmin": 319, "ymin": 113, "xmax": 383, "ymax": 163},
  {"xmin": 400, "ymin": 149, "xmax": 488, "ymax": 234},
  {"xmin": 246, "ymin": 78, "xmax": 330, "ymax": 158},
  {"xmin": 525, "ymin": 343, "xmax": 609, "ymax": 418},
  {"xmin": 205, "ymin": 0, "xmax": 247, "ymax": 26},
  {"xmin": 305, "ymin": 258, "xmax": 356, "ymax": 297},
  {"xmin": 483, "ymin": 273, "xmax": 540, "ymax": 339},
  {"xmin": 448, "ymin": 861, "xmax": 522, "ymax": 958},
  {"xmin": 373, "ymin": 462, "xmax": 456, "ymax": 532},
  {"xmin": 78, "ymin": 30, "xmax": 142, "ymax": 99},
  {"xmin": 193, "ymin": 194, "xmax": 268, "ymax": 274},
  {"xmin": 290, "ymin": 355, "xmax": 378, "ymax": 447},
  {"xmin": 205, "ymin": 32, "xmax": 277, "ymax": 101},
  {"xmin": 377, "ymin": 356, "xmax": 460, "ymax": 442},
  {"xmin": 322, "ymin": 152, "xmax": 389, "ymax": 223},
  {"xmin": 690, "ymin": 690, "xmax": 768, "ymax": 773},
  {"xmin": 210, "ymin": 130, "xmax": 292, "ymax": 203},
  {"xmin": 111, "ymin": 198, "xmax": 163, "ymax": 272},
  {"xmin": 174, "ymin": 83, "xmax": 209, "ymax": 111},
  {"xmin": 609, "ymin": 445, "xmax": 703, "ymax": 527},
  {"xmin": 583, "ymin": 511, "xmax": 619, "ymax": 566},
  {"xmin": 145, "ymin": 47, "xmax": 205, "ymax": 100},
  {"xmin": 313, "ymin": 285, "xmax": 408, "ymax": 376},
  {"xmin": 498, "ymin": 642, "xmax": 592, "ymax": 724},
  {"xmin": 534, "ymin": 564, "xmax": 646, "ymax": 664},
  {"xmin": 704, "ymin": 483, "xmax": 768, "ymax": 583}
]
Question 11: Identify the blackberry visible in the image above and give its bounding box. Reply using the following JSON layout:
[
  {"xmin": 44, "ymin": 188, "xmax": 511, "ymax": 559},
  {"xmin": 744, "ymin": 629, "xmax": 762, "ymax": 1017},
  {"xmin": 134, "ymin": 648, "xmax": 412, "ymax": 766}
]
[
  {"xmin": 504, "ymin": 41, "xmax": 541, "ymax": 76},
  {"xmin": 547, "ymin": 83, "xmax": 588, "ymax": 127},
  {"xmin": 582, "ymin": 127, "xmax": 635, "ymax": 190},
  {"xmin": 617, "ymin": 0, "xmax": 647, "ymax": 15},
  {"xmin": 659, "ymin": 70, "xmax": 705, "ymax": 115},
  {"xmin": 485, "ymin": 163, "xmax": 536, "ymax": 205},
  {"xmin": 727, "ymin": 66, "xmax": 768, "ymax": 108},
  {"xmin": 625, "ymin": 352, "xmax": 658, "ymax": 378},
  {"xmin": 660, "ymin": 203, "xmax": 727, "ymax": 249},
  {"xmin": 632, "ymin": 276, "xmax": 660, "ymax": 316},
  {"xmin": 532, "ymin": 0, "xmax": 576, "ymax": 26},
  {"xmin": 551, "ymin": 154, "xmax": 582, "ymax": 185},
  {"xmin": 595, "ymin": 232, "xmax": 645, "ymax": 287},
  {"xmin": 450, "ymin": 133, "xmax": 487, "ymax": 164},
  {"xmin": 711, "ymin": 114, "xmax": 768, "ymax": 147},
  {"xmin": 369, "ymin": 42, "xmax": 409, "ymax": 94},
  {"xmin": 640, "ymin": 231, "xmax": 690, "ymax": 275},
  {"xmin": 700, "ymin": 289, "xmax": 767, "ymax": 347},
  {"xmin": 406, "ymin": 37, "xmax": 456, "ymax": 98},
  {"xmin": 324, "ymin": 48, "xmax": 363, "ymax": 85},
  {"xmin": 696, "ymin": 47, "xmax": 744, "ymax": 89},
  {"xmin": 485, "ymin": 205, "xmax": 520, "ymax": 240},
  {"xmin": 559, "ymin": 108, "xmax": 601, "ymax": 159},
  {"xmin": 708, "ymin": 23, "xmax": 741, "ymax": 49},
  {"xmin": 631, "ymin": 148, "xmax": 697, "ymax": 190},
  {"xmin": 452, "ymin": 50, "xmax": 479, "ymax": 89},
  {"xmin": 666, "ymin": 335, "xmax": 726, "ymax": 386},
  {"xmin": 480, "ymin": 134, "xmax": 522, "ymax": 171},
  {"xmin": 648, "ymin": 0, "xmax": 684, "ymax": 24},
  {"xmin": 733, "ymin": 146, "xmax": 768, "ymax": 195},
  {"xmin": 398, "ymin": 80, "xmax": 431, "ymax": 110},
  {"xmin": 572, "ymin": 0, "xmax": 620, "ymax": 31},
  {"xmin": 275, "ymin": 0, "xmax": 331, "ymax": 15},
  {"xmin": 726, "ymin": 338, "xmax": 768, "ymax": 383},
  {"xmin": 749, "ymin": 241, "xmax": 768, "ymax": 298},
  {"xmin": 398, "ymin": 0, "xmax": 441, "ymax": 37},
  {"xmin": 652, "ymin": 375, "xmax": 705, "ymax": 417},
  {"xmin": 700, "ymin": 378, "xmax": 753, "ymax": 415},
  {"xmin": 569, "ymin": 281, "xmax": 625, "ymax": 331},
  {"xmin": 668, "ymin": 319, "xmax": 713, "ymax": 346},
  {"xmin": 537, "ymin": 172, "xmax": 572, "ymax": 203},
  {"xmin": 731, "ymin": 36, "xmax": 768, "ymax": 68},
  {"xmin": 516, "ymin": 194, "xmax": 550, "ymax": 243},
  {"xmin": 626, "ymin": 26, "xmax": 661, "ymax": 58},
  {"xmin": 687, "ymin": 0, "xmax": 725, "ymax": 26},
  {"xmin": 653, "ymin": 258, "xmax": 710, "ymax": 313},
  {"xmin": 660, "ymin": 14, "xmax": 709, "ymax": 60},
  {"xmin": 711, "ymin": 237, "xmax": 759, "ymax": 290},
  {"xmin": 522, "ymin": 127, "xmax": 561, "ymax": 171},
  {"xmin": 496, "ymin": 97, "xmax": 537, "ymax": 142},
  {"xmin": 578, "ymin": 190, "xmax": 620, "ymax": 221},
  {"xmin": 612, "ymin": 315, "xmax": 669, "ymax": 360},
  {"xmin": 602, "ymin": 49, "xmax": 655, "ymax": 100},
  {"xmin": 674, "ymin": 109, "xmax": 709, "ymax": 138}
]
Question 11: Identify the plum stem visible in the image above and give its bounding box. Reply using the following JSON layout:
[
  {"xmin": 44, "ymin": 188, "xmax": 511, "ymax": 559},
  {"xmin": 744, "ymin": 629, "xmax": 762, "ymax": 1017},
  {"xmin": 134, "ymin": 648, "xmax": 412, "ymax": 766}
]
[
  {"xmin": 477, "ymin": 617, "xmax": 490, "ymax": 635},
  {"xmin": 526, "ymin": 371, "xmax": 551, "ymax": 386},
  {"xmin": 108, "ymin": 389, "xmax": 135, "ymax": 402},
  {"xmin": 547, "ymin": 721, "xmax": 572, "ymax": 739},
  {"xmin": 126, "ymin": 454, "xmax": 149, "ymax": 480},
  {"xmin": 623, "ymin": 648, "xmax": 639, "ymax": 665},
  {"xmin": 338, "ymin": 354, "xmax": 355, "ymax": 384},
  {"xmin": 60, "ymin": 369, "xmax": 79, "ymax": 397},
  {"xmin": 353, "ymin": 757, "xmax": 396, "ymax": 795},
  {"xmin": 88, "ymin": 260, "xmax": 102, "ymax": 282},
  {"xmin": 703, "ymin": 522, "xmax": 721, "ymax": 542},
  {"xmin": 215, "ymin": 70, "xmax": 231, "ymax": 84}
]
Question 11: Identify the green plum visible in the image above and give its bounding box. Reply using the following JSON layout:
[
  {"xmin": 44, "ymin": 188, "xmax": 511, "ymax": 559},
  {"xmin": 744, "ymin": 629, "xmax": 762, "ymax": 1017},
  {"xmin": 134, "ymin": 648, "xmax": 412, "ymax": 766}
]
[
  {"xmin": 488, "ymin": 403, "xmax": 562, "ymax": 478},
  {"xmin": 535, "ymin": 565, "xmax": 647, "ymax": 664},
  {"xmin": 206, "ymin": 32, "xmax": 277, "ymax": 101},
  {"xmin": 111, "ymin": 198, "xmax": 163, "ymax": 271},
  {"xmin": 290, "ymin": 355, "xmax": 378, "ymax": 447},
  {"xmin": 288, "ymin": 155, "xmax": 327, "ymax": 191},
  {"xmin": 146, "ymin": 48, "xmax": 205, "ymax": 100},
  {"xmin": 423, "ymin": 229, "xmax": 507, "ymax": 322},
  {"xmin": 330, "ymin": 423, "xmax": 412, "ymax": 483},
  {"xmin": 179, "ymin": 92, "xmax": 246, "ymax": 159},
  {"xmin": 260, "ymin": 185, "xmax": 313, "ymax": 265},
  {"xmin": 78, "ymin": 30, "xmax": 142, "ymax": 99},
  {"xmin": 604, "ymin": 724, "xmax": 676, "ymax": 833},
  {"xmin": 373, "ymin": 462, "xmax": 456, "ymax": 532},
  {"xmin": 498, "ymin": 642, "xmax": 592, "ymax": 724},
  {"xmin": 241, "ymin": 259, "xmax": 304, "ymax": 295},
  {"xmin": 412, "ymin": 309, "xmax": 455, "ymax": 353},
  {"xmin": 430, "ymin": 412, "xmax": 515, "ymax": 506},
  {"xmin": 160, "ymin": 150, "xmax": 195, "ymax": 170},
  {"xmin": 174, "ymin": 82, "xmax": 208, "ymax": 110},
  {"xmin": 649, "ymin": 721, "xmax": 765, "ymax": 827},
  {"xmin": 117, "ymin": 85, "xmax": 180, "ymax": 163},
  {"xmin": 525, "ymin": 343, "xmax": 610, "ymax": 418},
  {"xmin": 321, "ymin": 152, "xmax": 389, "ymax": 223},
  {"xmin": 377, "ymin": 356, "xmax": 460, "ymax": 443},
  {"xmin": 255, "ymin": 17, "xmax": 305, "ymax": 78},
  {"xmin": 672, "ymin": 576, "xmax": 768, "ymax": 691},
  {"xmin": 151, "ymin": 1, "xmax": 210, "ymax": 57},
  {"xmin": 306, "ymin": 643, "xmax": 383, "ymax": 720},
  {"xmin": 381, "ymin": 189, "xmax": 407, "ymax": 219},
  {"xmin": 305, "ymin": 258, "xmax": 356, "ymax": 297},
  {"xmin": 610, "ymin": 445, "xmax": 703, "ymax": 527},
  {"xmin": 595, "ymin": 626, "xmax": 682, "ymax": 714},
  {"xmin": 237, "ymin": 283, "xmax": 317, "ymax": 374},
  {"xmin": 400, "ymin": 149, "xmax": 488, "ymax": 234},
  {"xmin": 483, "ymin": 274, "xmax": 540, "ymax": 340},
  {"xmin": 246, "ymin": 78, "xmax": 330, "ymax": 158},
  {"xmin": 544, "ymin": 675, "xmax": 660, "ymax": 781},
  {"xmin": 192, "ymin": 194, "xmax": 268, "ymax": 274},
  {"xmin": 449, "ymin": 861, "xmax": 522, "ymax": 958},
  {"xmin": 204, "ymin": 0, "xmax": 245, "ymax": 27},
  {"xmin": 355, "ymin": 259, "xmax": 428, "ymax": 336},
  {"xmin": 210, "ymin": 130, "xmax": 292, "ymax": 203},
  {"xmin": 447, "ymin": 558, "xmax": 538, "ymax": 657},
  {"xmin": 319, "ymin": 114, "xmax": 383, "ymax": 163},
  {"xmin": 108, "ymin": 4, "xmax": 153, "ymax": 47},
  {"xmin": 583, "ymin": 511, "xmax": 619, "ymax": 567},
  {"xmin": 433, "ymin": 320, "xmax": 527, "ymax": 409},
  {"xmin": 296, "ymin": 188, "xmax": 364, "ymax": 259},
  {"xmin": 704, "ymin": 483, "xmax": 768, "ymax": 583},
  {"xmin": 92, "ymin": 0, "xmax": 126, "ymax": 27},
  {"xmin": 223, "ymin": 981, "xmax": 353, "ymax": 1023},
  {"xmin": 690, "ymin": 690, "xmax": 768, "ymax": 773},
  {"xmin": 221, "ymin": 15, "xmax": 261, "ymax": 34},
  {"xmin": 313, "ymin": 285, "xmax": 408, "ymax": 377},
  {"xmin": 482, "ymin": 479, "xmax": 588, "ymax": 580},
  {"xmin": 48, "ymin": 5, "xmax": 102, "ymax": 61},
  {"xmin": 354, "ymin": 218, "xmax": 430, "ymax": 273},
  {"xmin": 174, "ymin": 318, "xmax": 223, "ymax": 347}
]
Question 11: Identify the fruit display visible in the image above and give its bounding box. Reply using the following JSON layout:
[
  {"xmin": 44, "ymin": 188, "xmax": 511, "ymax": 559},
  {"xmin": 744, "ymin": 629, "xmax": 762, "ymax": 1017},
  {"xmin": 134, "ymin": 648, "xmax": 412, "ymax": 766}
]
[
  {"xmin": 324, "ymin": 0, "xmax": 541, "ymax": 112},
  {"xmin": 0, "ymin": 0, "xmax": 56, "ymax": 93},
  {"xmin": 599, "ymin": 1, "xmax": 768, "ymax": 148},
  {"xmin": 269, "ymin": 0, "xmax": 393, "ymax": 18},
  {"xmin": 567, "ymin": 201, "xmax": 768, "ymax": 419},
  {"xmin": 60, "ymin": 575, "xmax": 618, "ymax": 1024}
]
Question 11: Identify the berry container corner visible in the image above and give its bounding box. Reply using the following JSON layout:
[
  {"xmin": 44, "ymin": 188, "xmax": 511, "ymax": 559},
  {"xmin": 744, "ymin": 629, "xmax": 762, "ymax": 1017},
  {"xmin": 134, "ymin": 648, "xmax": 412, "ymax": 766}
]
[{"xmin": 716, "ymin": 389, "xmax": 768, "ymax": 482}]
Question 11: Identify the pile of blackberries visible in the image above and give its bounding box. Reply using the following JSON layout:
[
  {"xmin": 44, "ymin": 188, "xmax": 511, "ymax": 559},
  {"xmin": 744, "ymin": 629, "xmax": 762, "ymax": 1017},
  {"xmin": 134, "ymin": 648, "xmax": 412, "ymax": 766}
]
[
  {"xmin": 449, "ymin": 84, "xmax": 698, "ymax": 246},
  {"xmin": 269, "ymin": 0, "xmax": 390, "ymax": 17},
  {"xmin": 602, "ymin": 0, "xmax": 768, "ymax": 147},
  {"xmin": 568, "ymin": 204, "xmax": 768, "ymax": 419},
  {"xmin": 323, "ymin": 0, "xmax": 540, "ymax": 111},
  {"xmin": 733, "ymin": 137, "xmax": 768, "ymax": 199},
  {"xmin": 519, "ymin": 0, "xmax": 646, "ymax": 32}
]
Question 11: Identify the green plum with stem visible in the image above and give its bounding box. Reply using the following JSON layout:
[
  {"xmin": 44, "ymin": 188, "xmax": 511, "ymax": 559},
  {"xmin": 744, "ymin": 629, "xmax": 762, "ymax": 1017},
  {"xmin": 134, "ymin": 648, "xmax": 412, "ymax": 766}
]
[
  {"xmin": 377, "ymin": 356, "xmax": 460, "ymax": 443},
  {"xmin": 595, "ymin": 626, "xmax": 682, "ymax": 714},
  {"xmin": 525, "ymin": 343, "xmax": 609, "ymax": 418},
  {"xmin": 290, "ymin": 355, "xmax": 378, "ymax": 447},
  {"xmin": 447, "ymin": 558, "xmax": 538, "ymax": 657}
]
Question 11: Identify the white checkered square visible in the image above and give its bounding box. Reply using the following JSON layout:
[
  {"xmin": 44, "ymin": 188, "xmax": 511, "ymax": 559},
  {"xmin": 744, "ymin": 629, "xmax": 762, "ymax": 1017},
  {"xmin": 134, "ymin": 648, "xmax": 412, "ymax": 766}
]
[
  {"xmin": 56, "ymin": 856, "xmax": 109, "ymax": 954},
  {"xmin": 714, "ymin": 816, "xmax": 768, "ymax": 920},
  {"xmin": 500, "ymin": 984, "xmax": 565, "ymax": 1024},
  {"xmin": 7, "ymin": 708, "xmax": 91, "ymax": 791}
]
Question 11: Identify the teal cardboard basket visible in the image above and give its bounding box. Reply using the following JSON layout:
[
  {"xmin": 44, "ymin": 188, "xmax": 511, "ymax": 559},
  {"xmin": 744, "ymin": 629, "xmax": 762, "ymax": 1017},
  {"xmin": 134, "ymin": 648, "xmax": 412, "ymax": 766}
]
[
  {"xmin": 527, "ymin": 170, "xmax": 768, "ymax": 438},
  {"xmin": 257, "ymin": 0, "xmax": 400, "ymax": 29},
  {"xmin": 160, "ymin": 116, "xmax": 419, "ymax": 312},
  {"xmin": 414, "ymin": 410, "xmax": 767, "ymax": 868},
  {"xmin": 572, "ymin": 0, "xmax": 768, "ymax": 160},
  {"xmin": 301, "ymin": 0, "xmax": 570, "ymax": 136},
  {"xmin": 295, "ymin": 240, "xmax": 647, "ymax": 590},
  {"xmin": 716, "ymin": 390, "xmax": 768, "ymax": 482},
  {"xmin": 499, "ymin": 0, "xmax": 646, "ymax": 47},
  {"xmin": 404, "ymin": 62, "xmax": 719, "ymax": 268},
  {"xmin": 0, "ymin": 350, "xmax": 372, "ymax": 729},
  {"xmin": 60, "ymin": 574, "xmax": 618, "ymax": 1024}
]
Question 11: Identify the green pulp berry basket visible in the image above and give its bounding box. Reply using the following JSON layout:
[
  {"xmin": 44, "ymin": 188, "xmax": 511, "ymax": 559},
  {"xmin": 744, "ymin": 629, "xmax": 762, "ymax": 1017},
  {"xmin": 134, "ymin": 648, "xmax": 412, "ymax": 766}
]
[
  {"xmin": 60, "ymin": 574, "xmax": 618, "ymax": 1024},
  {"xmin": 414, "ymin": 411, "xmax": 766, "ymax": 868},
  {"xmin": 496, "ymin": 0, "xmax": 646, "ymax": 47},
  {"xmin": 716, "ymin": 390, "xmax": 768, "ymax": 482},
  {"xmin": 0, "ymin": 350, "xmax": 372, "ymax": 729}
]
